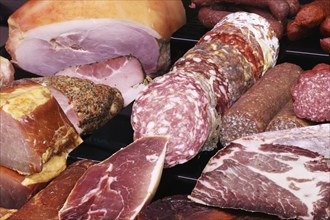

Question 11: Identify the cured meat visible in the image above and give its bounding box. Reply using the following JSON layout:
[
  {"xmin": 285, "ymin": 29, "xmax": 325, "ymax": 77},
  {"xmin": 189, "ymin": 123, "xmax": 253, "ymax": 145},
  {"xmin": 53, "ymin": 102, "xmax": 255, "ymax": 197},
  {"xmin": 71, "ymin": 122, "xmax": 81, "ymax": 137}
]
[
  {"xmin": 32, "ymin": 75, "xmax": 124, "ymax": 135},
  {"xmin": 220, "ymin": 63, "xmax": 302, "ymax": 146},
  {"xmin": 266, "ymin": 100, "xmax": 315, "ymax": 131},
  {"xmin": 172, "ymin": 42, "xmax": 247, "ymax": 114},
  {"xmin": 0, "ymin": 80, "xmax": 82, "ymax": 175},
  {"xmin": 131, "ymin": 72, "xmax": 220, "ymax": 168},
  {"xmin": 0, "ymin": 165, "xmax": 45, "ymax": 209},
  {"xmin": 9, "ymin": 160, "xmax": 95, "ymax": 220},
  {"xmin": 138, "ymin": 194, "xmax": 278, "ymax": 220},
  {"xmin": 132, "ymin": 12, "xmax": 279, "ymax": 167},
  {"xmin": 0, "ymin": 207, "xmax": 16, "ymax": 220},
  {"xmin": 59, "ymin": 136, "xmax": 168, "ymax": 220},
  {"xmin": 5, "ymin": 1, "xmax": 185, "ymax": 77},
  {"xmin": 190, "ymin": 0, "xmax": 290, "ymax": 21},
  {"xmin": 55, "ymin": 55, "xmax": 146, "ymax": 107},
  {"xmin": 197, "ymin": 4, "xmax": 285, "ymax": 39},
  {"xmin": 292, "ymin": 63, "xmax": 330, "ymax": 122},
  {"xmin": 190, "ymin": 124, "xmax": 330, "ymax": 220},
  {"xmin": 212, "ymin": 12, "xmax": 279, "ymax": 77},
  {"xmin": 286, "ymin": 0, "xmax": 330, "ymax": 41},
  {"xmin": 0, "ymin": 56, "xmax": 14, "ymax": 87}
]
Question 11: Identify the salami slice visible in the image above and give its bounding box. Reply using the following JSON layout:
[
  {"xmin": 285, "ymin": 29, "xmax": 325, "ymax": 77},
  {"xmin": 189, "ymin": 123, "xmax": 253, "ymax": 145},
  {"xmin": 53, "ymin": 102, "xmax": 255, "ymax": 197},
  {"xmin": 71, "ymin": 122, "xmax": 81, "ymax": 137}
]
[
  {"xmin": 172, "ymin": 54, "xmax": 231, "ymax": 115},
  {"xmin": 131, "ymin": 72, "xmax": 218, "ymax": 168},
  {"xmin": 292, "ymin": 63, "xmax": 330, "ymax": 122}
]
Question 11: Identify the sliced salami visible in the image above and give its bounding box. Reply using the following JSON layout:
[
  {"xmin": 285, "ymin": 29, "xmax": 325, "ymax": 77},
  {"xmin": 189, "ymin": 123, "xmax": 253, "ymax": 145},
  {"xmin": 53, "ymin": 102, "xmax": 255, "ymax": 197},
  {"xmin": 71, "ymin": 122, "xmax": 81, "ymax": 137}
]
[
  {"xmin": 292, "ymin": 63, "xmax": 330, "ymax": 122},
  {"xmin": 131, "ymin": 12, "xmax": 279, "ymax": 167},
  {"xmin": 131, "ymin": 72, "xmax": 219, "ymax": 168},
  {"xmin": 172, "ymin": 55, "xmax": 231, "ymax": 115}
]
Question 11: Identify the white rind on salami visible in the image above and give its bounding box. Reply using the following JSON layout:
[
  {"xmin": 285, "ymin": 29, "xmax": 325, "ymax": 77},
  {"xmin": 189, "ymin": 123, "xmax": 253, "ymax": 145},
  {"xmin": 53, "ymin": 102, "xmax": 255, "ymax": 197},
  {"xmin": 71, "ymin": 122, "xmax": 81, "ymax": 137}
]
[{"xmin": 215, "ymin": 12, "xmax": 279, "ymax": 76}]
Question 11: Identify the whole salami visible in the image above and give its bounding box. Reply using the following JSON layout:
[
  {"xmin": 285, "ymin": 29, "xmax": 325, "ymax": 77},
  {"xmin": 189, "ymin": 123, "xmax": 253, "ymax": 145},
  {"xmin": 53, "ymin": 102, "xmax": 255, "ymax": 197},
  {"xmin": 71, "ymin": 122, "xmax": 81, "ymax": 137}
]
[
  {"xmin": 131, "ymin": 12, "xmax": 279, "ymax": 168},
  {"xmin": 292, "ymin": 63, "xmax": 330, "ymax": 122}
]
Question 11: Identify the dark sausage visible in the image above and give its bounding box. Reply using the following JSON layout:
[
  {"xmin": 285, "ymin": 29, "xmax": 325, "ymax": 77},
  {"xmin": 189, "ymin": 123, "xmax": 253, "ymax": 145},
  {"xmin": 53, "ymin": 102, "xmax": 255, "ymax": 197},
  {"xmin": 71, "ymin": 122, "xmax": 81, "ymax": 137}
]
[
  {"xmin": 191, "ymin": 0, "xmax": 290, "ymax": 20},
  {"xmin": 220, "ymin": 63, "xmax": 303, "ymax": 146}
]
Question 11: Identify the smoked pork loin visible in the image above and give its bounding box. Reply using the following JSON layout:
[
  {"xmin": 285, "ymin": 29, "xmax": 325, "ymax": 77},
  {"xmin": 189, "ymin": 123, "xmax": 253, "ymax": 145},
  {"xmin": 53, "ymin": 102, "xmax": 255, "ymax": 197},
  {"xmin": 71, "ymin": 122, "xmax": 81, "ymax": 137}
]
[
  {"xmin": 0, "ymin": 79, "xmax": 82, "ymax": 175},
  {"xmin": 5, "ymin": 0, "xmax": 186, "ymax": 77}
]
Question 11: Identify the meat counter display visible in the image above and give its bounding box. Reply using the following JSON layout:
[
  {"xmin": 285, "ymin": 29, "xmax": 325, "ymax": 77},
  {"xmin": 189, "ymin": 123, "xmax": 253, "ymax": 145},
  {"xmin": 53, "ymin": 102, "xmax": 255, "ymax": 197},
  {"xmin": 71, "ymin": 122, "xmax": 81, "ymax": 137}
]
[{"xmin": 0, "ymin": 0, "xmax": 329, "ymax": 219}]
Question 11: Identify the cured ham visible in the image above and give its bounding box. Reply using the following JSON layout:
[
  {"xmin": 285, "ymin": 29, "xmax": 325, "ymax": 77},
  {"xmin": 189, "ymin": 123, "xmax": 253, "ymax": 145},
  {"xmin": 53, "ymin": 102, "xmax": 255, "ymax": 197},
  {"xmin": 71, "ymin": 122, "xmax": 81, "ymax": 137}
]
[
  {"xmin": 5, "ymin": 1, "xmax": 186, "ymax": 77},
  {"xmin": 190, "ymin": 124, "xmax": 330, "ymax": 220},
  {"xmin": 56, "ymin": 56, "xmax": 146, "ymax": 107},
  {"xmin": 59, "ymin": 136, "xmax": 168, "ymax": 220},
  {"xmin": 0, "ymin": 80, "xmax": 82, "ymax": 175}
]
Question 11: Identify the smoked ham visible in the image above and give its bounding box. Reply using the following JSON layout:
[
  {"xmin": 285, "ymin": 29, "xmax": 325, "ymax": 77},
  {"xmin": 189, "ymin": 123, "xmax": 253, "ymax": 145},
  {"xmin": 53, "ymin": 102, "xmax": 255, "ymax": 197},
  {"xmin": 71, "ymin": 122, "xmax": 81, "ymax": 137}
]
[
  {"xmin": 0, "ymin": 166, "xmax": 45, "ymax": 209},
  {"xmin": 59, "ymin": 136, "xmax": 168, "ymax": 220},
  {"xmin": 5, "ymin": 0, "xmax": 186, "ymax": 77},
  {"xmin": 0, "ymin": 80, "xmax": 82, "ymax": 175}
]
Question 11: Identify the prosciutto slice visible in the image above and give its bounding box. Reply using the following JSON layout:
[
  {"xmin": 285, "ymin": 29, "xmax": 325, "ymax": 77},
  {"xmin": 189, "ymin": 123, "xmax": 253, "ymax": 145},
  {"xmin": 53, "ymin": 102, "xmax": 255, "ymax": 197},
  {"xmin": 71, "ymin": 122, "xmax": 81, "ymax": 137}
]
[
  {"xmin": 59, "ymin": 136, "xmax": 168, "ymax": 220},
  {"xmin": 189, "ymin": 124, "xmax": 330, "ymax": 220}
]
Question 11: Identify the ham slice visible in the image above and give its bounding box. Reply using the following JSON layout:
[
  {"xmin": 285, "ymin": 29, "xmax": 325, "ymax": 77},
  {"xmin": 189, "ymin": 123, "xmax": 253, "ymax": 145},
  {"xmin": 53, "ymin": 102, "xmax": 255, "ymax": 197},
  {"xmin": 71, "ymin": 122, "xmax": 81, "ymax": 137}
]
[
  {"xmin": 59, "ymin": 136, "xmax": 168, "ymax": 220},
  {"xmin": 189, "ymin": 124, "xmax": 330, "ymax": 220},
  {"xmin": 56, "ymin": 56, "xmax": 146, "ymax": 107},
  {"xmin": 0, "ymin": 56, "xmax": 14, "ymax": 87},
  {"xmin": 0, "ymin": 80, "xmax": 82, "ymax": 175},
  {"xmin": 5, "ymin": 1, "xmax": 186, "ymax": 77}
]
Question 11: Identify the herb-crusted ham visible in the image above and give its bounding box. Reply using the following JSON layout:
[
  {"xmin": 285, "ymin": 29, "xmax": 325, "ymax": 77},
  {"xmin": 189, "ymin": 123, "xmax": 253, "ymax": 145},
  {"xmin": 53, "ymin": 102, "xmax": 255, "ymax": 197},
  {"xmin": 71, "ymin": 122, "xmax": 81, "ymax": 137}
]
[{"xmin": 32, "ymin": 75, "xmax": 124, "ymax": 135}]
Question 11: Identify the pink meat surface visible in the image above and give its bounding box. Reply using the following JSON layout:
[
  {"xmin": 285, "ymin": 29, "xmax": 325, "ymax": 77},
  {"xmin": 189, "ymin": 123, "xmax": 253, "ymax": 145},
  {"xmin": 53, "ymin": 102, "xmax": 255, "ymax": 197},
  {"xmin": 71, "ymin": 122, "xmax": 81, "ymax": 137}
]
[{"xmin": 59, "ymin": 136, "xmax": 168, "ymax": 220}]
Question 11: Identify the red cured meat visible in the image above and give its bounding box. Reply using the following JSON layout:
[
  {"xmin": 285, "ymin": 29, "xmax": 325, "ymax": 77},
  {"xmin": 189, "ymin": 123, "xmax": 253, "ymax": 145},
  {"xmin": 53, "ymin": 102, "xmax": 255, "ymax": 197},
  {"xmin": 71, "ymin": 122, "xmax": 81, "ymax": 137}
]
[
  {"xmin": 131, "ymin": 72, "xmax": 215, "ymax": 168},
  {"xmin": 59, "ymin": 136, "xmax": 168, "ymax": 220},
  {"xmin": 292, "ymin": 63, "xmax": 330, "ymax": 122},
  {"xmin": 190, "ymin": 124, "xmax": 330, "ymax": 220}
]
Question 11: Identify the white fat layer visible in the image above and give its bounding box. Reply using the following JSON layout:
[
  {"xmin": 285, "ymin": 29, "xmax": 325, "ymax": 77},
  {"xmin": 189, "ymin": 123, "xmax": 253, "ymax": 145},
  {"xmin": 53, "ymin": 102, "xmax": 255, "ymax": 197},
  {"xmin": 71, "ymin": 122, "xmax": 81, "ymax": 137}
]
[
  {"xmin": 234, "ymin": 124, "xmax": 330, "ymax": 158},
  {"xmin": 24, "ymin": 19, "xmax": 160, "ymax": 40},
  {"xmin": 216, "ymin": 12, "xmax": 279, "ymax": 75}
]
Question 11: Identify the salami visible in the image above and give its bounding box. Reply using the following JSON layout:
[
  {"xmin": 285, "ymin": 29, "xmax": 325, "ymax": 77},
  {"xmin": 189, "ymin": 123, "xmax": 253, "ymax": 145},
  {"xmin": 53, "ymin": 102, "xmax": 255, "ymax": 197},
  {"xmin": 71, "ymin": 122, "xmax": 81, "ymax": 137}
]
[
  {"xmin": 131, "ymin": 12, "xmax": 279, "ymax": 167},
  {"xmin": 266, "ymin": 100, "xmax": 315, "ymax": 131},
  {"xmin": 220, "ymin": 63, "xmax": 302, "ymax": 146},
  {"xmin": 292, "ymin": 63, "xmax": 330, "ymax": 122},
  {"xmin": 132, "ymin": 72, "xmax": 220, "ymax": 167}
]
